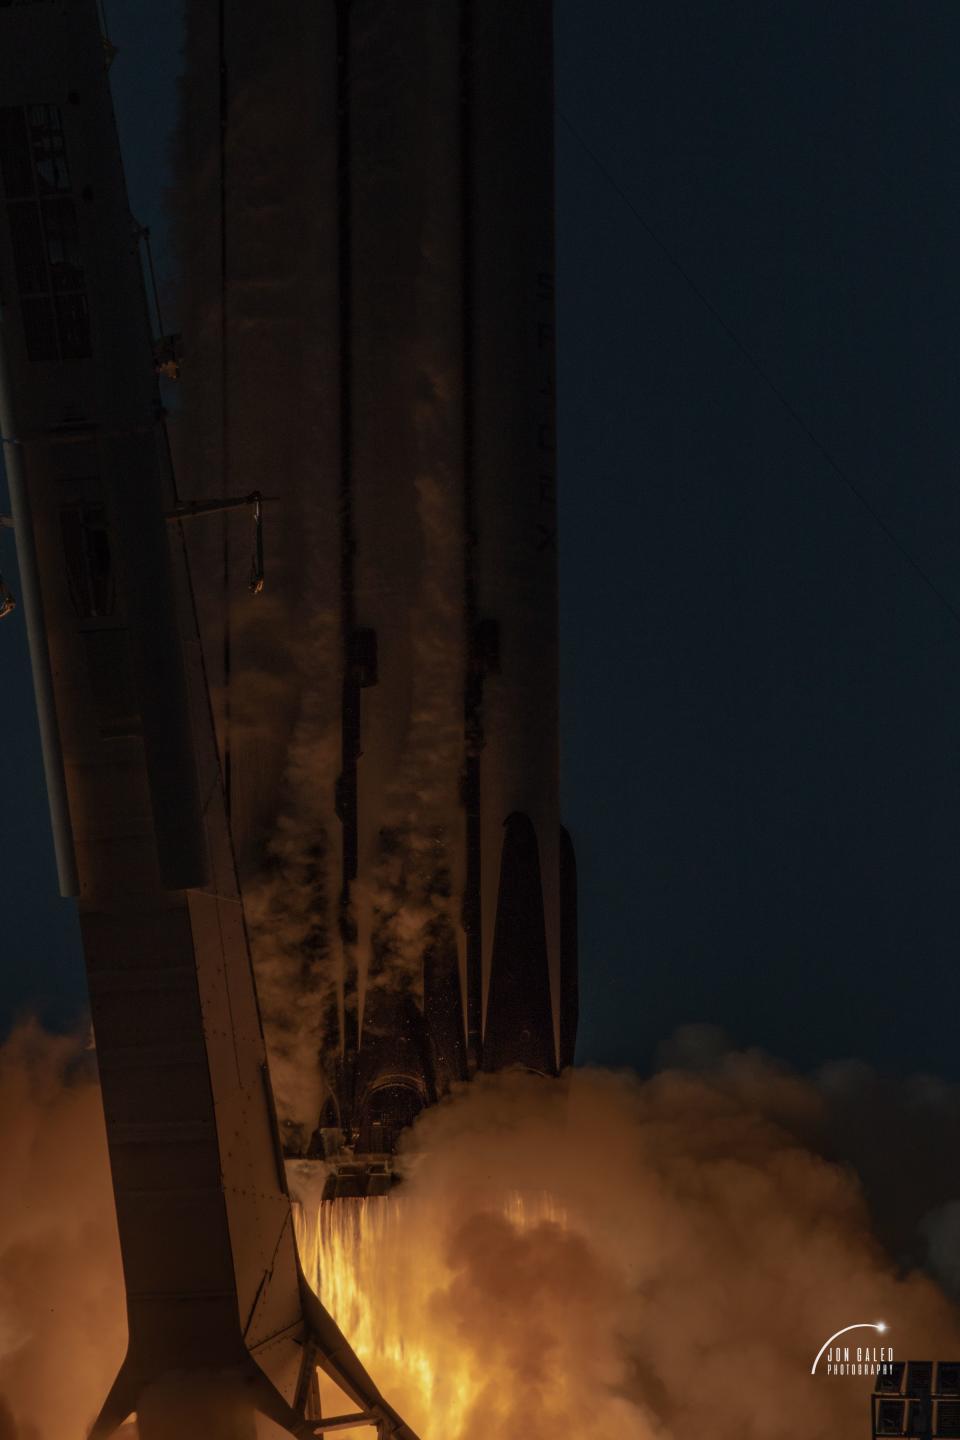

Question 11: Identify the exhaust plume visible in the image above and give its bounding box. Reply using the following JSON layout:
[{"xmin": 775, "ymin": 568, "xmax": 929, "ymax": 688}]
[
  {"xmin": 0, "ymin": 1025, "xmax": 124, "ymax": 1440},
  {"xmin": 292, "ymin": 1059, "xmax": 960, "ymax": 1439},
  {"xmin": 3, "ymin": 1022, "xmax": 960, "ymax": 1437}
]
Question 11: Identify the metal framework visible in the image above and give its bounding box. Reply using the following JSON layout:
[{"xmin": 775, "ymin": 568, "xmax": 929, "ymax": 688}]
[
  {"xmin": 872, "ymin": 1361, "xmax": 960, "ymax": 1438},
  {"xmin": 0, "ymin": 5, "xmax": 421, "ymax": 1437}
]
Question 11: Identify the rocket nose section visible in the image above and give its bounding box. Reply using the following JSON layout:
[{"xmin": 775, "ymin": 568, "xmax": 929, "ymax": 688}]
[{"xmin": 482, "ymin": 812, "xmax": 556, "ymax": 1075}]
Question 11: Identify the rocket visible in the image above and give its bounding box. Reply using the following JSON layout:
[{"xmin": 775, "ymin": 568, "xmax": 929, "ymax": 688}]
[
  {"xmin": 1, "ymin": 0, "xmax": 575, "ymax": 1413},
  {"xmin": 0, "ymin": 2, "xmax": 418, "ymax": 1435},
  {"xmin": 173, "ymin": 0, "xmax": 579, "ymax": 1195}
]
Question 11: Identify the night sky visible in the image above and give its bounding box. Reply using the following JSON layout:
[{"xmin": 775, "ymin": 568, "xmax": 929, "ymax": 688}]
[{"xmin": 2, "ymin": 2, "xmax": 959, "ymax": 1081}]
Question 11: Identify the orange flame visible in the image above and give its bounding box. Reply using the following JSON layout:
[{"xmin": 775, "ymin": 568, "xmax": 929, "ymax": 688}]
[{"xmin": 294, "ymin": 1191, "xmax": 567, "ymax": 1439}]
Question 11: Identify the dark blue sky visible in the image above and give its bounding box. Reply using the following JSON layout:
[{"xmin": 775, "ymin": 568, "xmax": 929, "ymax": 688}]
[
  {"xmin": 557, "ymin": 2, "xmax": 960, "ymax": 1078},
  {"xmin": 3, "ymin": 2, "xmax": 960, "ymax": 1079}
]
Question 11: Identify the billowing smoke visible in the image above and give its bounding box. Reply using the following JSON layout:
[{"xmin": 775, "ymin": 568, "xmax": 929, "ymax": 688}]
[
  {"xmin": 0, "ymin": 1025, "xmax": 125, "ymax": 1440},
  {"xmin": 293, "ymin": 1051, "xmax": 960, "ymax": 1440},
  {"xmin": 0, "ymin": 1029, "xmax": 259, "ymax": 1439},
  {"xmin": 360, "ymin": 443, "xmax": 465, "ymax": 1002},
  {"xmin": 661, "ymin": 1024, "xmax": 960, "ymax": 1302},
  {"xmin": 239, "ymin": 605, "xmax": 342, "ymax": 1149},
  {"xmin": 3, "ymin": 1019, "xmax": 960, "ymax": 1438}
]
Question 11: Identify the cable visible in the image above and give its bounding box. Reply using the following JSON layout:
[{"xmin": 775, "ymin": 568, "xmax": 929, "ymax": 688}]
[{"xmin": 557, "ymin": 107, "xmax": 960, "ymax": 632}]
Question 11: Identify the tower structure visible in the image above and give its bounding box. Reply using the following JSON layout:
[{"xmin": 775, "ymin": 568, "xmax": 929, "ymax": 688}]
[{"xmin": 0, "ymin": 2, "xmax": 419, "ymax": 1432}]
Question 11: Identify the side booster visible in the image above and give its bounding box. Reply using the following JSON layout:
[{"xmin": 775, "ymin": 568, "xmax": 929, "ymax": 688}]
[
  {"xmin": 326, "ymin": 0, "xmax": 580, "ymax": 1179},
  {"xmin": 176, "ymin": 0, "xmax": 579, "ymax": 1193},
  {"xmin": 0, "ymin": 3, "xmax": 418, "ymax": 1435}
]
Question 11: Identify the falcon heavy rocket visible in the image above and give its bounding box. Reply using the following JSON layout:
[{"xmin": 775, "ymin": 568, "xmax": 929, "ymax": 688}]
[
  {"xmin": 174, "ymin": 0, "xmax": 578, "ymax": 1195},
  {"xmin": 0, "ymin": 0, "xmax": 574, "ymax": 1427}
]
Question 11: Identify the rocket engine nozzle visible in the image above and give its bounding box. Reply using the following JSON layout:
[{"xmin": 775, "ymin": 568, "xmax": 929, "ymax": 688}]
[{"xmin": 321, "ymin": 1156, "xmax": 397, "ymax": 1202}]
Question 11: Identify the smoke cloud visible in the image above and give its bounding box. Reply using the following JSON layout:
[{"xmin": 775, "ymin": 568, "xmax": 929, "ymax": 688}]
[
  {"xmin": 239, "ymin": 604, "xmax": 342, "ymax": 1148},
  {"xmin": 293, "ymin": 1055, "xmax": 960, "ymax": 1440},
  {"xmin": 0, "ymin": 1025, "xmax": 124, "ymax": 1440},
  {"xmin": 660, "ymin": 1024, "xmax": 960, "ymax": 1301},
  {"xmin": 3, "ymin": 1021, "xmax": 959, "ymax": 1438}
]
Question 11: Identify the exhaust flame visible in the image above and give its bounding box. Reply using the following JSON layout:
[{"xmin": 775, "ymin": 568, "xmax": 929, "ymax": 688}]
[
  {"xmin": 294, "ymin": 1191, "xmax": 568, "ymax": 1438},
  {"xmin": 2, "ymin": 1029, "xmax": 960, "ymax": 1437},
  {"xmin": 290, "ymin": 1066, "xmax": 960, "ymax": 1440}
]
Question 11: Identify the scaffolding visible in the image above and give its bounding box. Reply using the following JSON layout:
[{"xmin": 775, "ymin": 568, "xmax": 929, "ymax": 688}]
[{"xmin": 872, "ymin": 1361, "xmax": 960, "ymax": 1438}]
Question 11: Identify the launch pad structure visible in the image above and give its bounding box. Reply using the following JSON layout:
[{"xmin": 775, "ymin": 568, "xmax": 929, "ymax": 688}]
[
  {"xmin": 0, "ymin": 0, "xmax": 575, "ymax": 1434},
  {"xmin": 0, "ymin": 2, "xmax": 420, "ymax": 1433},
  {"xmin": 871, "ymin": 1362, "xmax": 960, "ymax": 1440}
]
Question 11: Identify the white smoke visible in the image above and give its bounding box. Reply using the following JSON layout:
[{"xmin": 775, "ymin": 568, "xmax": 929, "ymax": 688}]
[
  {"xmin": 360, "ymin": 355, "xmax": 465, "ymax": 998},
  {"xmin": 292, "ymin": 1055, "xmax": 960, "ymax": 1440},
  {"xmin": 0, "ymin": 1025, "xmax": 125, "ymax": 1440},
  {"xmin": 239, "ymin": 603, "xmax": 342, "ymax": 1147},
  {"xmin": 4, "ymin": 1021, "xmax": 960, "ymax": 1438}
]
